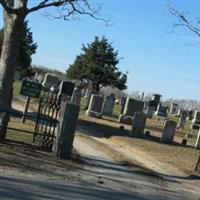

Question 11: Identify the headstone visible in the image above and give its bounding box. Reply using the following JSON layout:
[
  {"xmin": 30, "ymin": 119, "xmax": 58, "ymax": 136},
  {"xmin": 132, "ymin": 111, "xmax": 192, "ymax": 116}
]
[
  {"xmin": 170, "ymin": 103, "xmax": 178, "ymax": 115},
  {"xmin": 191, "ymin": 110, "xmax": 200, "ymax": 130},
  {"xmin": 34, "ymin": 72, "xmax": 44, "ymax": 83},
  {"xmin": 120, "ymin": 97, "xmax": 126, "ymax": 114},
  {"xmin": 145, "ymin": 101, "xmax": 155, "ymax": 118},
  {"xmin": 188, "ymin": 110, "xmax": 193, "ymax": 120},
  {"xmin": 123, "ymin": 97, "xmax": 144, "ymax": 116},
  {"xmin": 53, "ymin": 102, "xmax": 80, "ymax": 159},
  {"xmin": 143, "ymin": 101, "xmax": 149, "ymax": 110},
  {"xmin": 85, "ymin": 94, "xmax": 103, "ymax": 118},
  {"xmin": 42, "ymin": 73, "xmax": 61, "ymax": 92},
  {"xmin": 195, "ymin": 130, "xmax": 200, "ymax": 149},
  {"xmin": 175, "ymin": 109, "xmax": 182, "ymax": 117},
  {"xmin": 130, "ymin": 112, "xmax": 146, "ymax": 137},
  {"xmin": 146, "ymin": 106, "xmax": 154, "ymax": 118},
  {"xmin": 84, "ymin": 89, "xmax": 92, "ymax": 99},
  {"xmin": 151, "ymin": 94, "xmax": 162, "ymax": 110},
  {"xmin": 81, "ymin": 89, "xmax": 86, "ymax": 97},
  {"xmin": 155, "ymin": 104, "xmax": 168, "ymax": 117},
  {"xmin": 119, "ymin": 97, "xmax": 144, "ymax": 125},
  {"xmin": 59, "ymin": 81, "xmax": 75, "ymax": 101},
  {"xmin": 103, "ymin": 93, "xmax": 115, "ymax": 115},
  {"xmin": 71, "ymin": 88, "xmax": 82, "ymax": 105},
  {"xmin": 160, "ymin": 120, "xmax": 177, "ymax": 144},
  {"xmin": 177, "ymin": 111, "xmax": 187, "ymax": 129}
]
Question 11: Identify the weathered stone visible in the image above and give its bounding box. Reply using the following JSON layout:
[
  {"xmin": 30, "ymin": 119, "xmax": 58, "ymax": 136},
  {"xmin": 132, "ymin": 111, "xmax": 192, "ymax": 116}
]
[
  {"xmin": 177, "ymin": 111, "xmax": 187, "ymax": 129},
  {"xmin": 169, "ymin": 102, "xmax": 178, "ymax": 115},
  {"xmin": 146, "ymin": 105, "xmax": 154, "ymax": 118},
  {"xmin": 85, "ymin": 94, "xmax": 103, "ymax": 118},
  {"xmin": 123, "ymin": 97, "xmax": 144, "ymax": 116},
  {"xmin": 34, "ymin": 72, "xmax": 44, "ymax": 83},
  {"xmin": 42, "ymin": 73, "xmax": 61, "ymax": 92},
  {"xmin": 103, "ymin": 93, "xmax": 115, "ymax": 115},
  {"xmin": 59, "ymin": 81, "xmax": 75, "ymax": 96},
  {"xmin": 175, "ymin": 109, "xmax": 182, "ymax": 117},
  {"xmin": 155, "ymin": 104, "xmax": 168, "ymax": 117},
  {"xmin": 71, "ymin": 88, "xmax": 82, "ymax": 105},
  {"xmin": 131, "ymin": 112, "xmax": 146, "ymax": 137},
  {"xmin": 191, "ymin": 110, "xmax": 200, "ymax": 130},
  {"xmin": 195, "ymin": 130, "xmax": 200, "ymax": 149},
  {"xmin": 151, "ymin": 94, "xmax": 162, "ymax": 110},
  {"xmin": 188, "ymin": 110, "xmax": 193, "ymax": 120},
  {"xmin": 84, "ymin": 89, "xmax": 92, "ymax": 99},
  {"xmin": 120, "ymin": 97, "xmax": 126, "ymax": 114},
  {"xmin": 160, "ymin": 120, "xmax": 177, "ymax": 144},
  {"xmin": 53, "ymin": 102, "xmax": 79, "ymax": 159},
  {"xmin": 119, "ymin": 97, "xmax": 144, "ymax": 125}
]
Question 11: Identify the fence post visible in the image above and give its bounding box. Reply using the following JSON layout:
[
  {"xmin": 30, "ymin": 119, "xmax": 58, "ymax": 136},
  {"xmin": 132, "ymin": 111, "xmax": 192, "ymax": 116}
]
[
  {"xmin": 21, "ymin": 96, "xmax": 31, "ymax": 123},
  {"xmin": 53, "ymin": 101, "xmax": 79, "ymax": 158}
]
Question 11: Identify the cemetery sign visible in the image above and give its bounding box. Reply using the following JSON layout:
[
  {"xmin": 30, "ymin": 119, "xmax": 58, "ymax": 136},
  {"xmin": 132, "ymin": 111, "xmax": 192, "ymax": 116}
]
[{"xmin": 20, "ymin": 80, "xmax": 42, "ymax": 98}]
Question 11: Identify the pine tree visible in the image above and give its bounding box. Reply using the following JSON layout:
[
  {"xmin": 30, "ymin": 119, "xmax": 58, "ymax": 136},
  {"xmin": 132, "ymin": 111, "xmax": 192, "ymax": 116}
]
[{"xmin": 66, "ymin": 36, "xmax": 127, "ymax": 92}]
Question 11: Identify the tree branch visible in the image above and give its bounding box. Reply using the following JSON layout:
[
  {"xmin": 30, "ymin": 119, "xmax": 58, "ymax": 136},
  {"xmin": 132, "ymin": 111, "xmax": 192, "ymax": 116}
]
[
  {"xmin": 28, "ymin": 0, "xmax": 73, "ymax": 13},
  {"xmin": 169, "ymin": 3, "xmax": 200, "ymax": 38},
  {"xmin": 27, "ymin": 0, "xmax": 110, "ymax": 25},
  {"xmin": 0, "ymin": 0, "xmax": 17, "ymax": 14}
]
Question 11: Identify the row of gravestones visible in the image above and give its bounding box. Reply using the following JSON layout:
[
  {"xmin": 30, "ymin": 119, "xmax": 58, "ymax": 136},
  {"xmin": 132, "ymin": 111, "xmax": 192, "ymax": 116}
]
[
  {"xmin": 41, "ymin": 73, "xmax": 83, "ymax": 105},
  {"xmin": 130, "ymin": 112, "xmax": 176, "ymax": 143},
  {"xmin": 130, "ymin": 111, "xmax": 200, "ymax": 150},
  {"xmin": 43, "ymin": 73, "xmax": 199, "ymax": 152},
  {"xmin": 86, "ymin": 94, "xmax": 200, "ymax": 150},
  {"xmin": 85, "ymin": 93, "xmax": 116, "ymax": 118}
]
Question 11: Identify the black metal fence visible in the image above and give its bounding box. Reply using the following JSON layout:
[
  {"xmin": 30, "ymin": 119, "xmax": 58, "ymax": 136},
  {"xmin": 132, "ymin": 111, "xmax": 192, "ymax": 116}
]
[{"xmin": 0, "ymin": 91, "xmax": 61, "ymax": 150}]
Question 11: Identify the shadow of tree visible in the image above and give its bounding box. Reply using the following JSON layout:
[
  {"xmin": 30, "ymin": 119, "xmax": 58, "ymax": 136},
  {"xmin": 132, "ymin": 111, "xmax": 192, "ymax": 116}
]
[{"xmin": 77, "ymin": 118, "xmax": 192, "ymax": 148}]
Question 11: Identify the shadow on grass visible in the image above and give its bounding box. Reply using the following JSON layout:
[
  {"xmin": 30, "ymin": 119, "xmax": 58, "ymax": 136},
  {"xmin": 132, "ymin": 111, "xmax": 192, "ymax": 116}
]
[
  {"xmin": 77, "ymin": 118, "xmax": 192, "ymax": 148},
  {"xmin": 77, "ymin": 118, "xmax": 130, "ymax": 138}
]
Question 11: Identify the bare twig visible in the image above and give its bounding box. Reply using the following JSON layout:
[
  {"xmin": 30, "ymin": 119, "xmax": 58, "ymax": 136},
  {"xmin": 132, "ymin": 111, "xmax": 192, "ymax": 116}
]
[{"xmin": 168, "ymin": 2, "xmax": 200, "ymax": 38}]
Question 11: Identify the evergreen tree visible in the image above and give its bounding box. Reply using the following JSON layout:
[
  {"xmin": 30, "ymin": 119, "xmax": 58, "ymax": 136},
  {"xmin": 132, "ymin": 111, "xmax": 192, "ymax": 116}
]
[{"xmin": 66, "ymin": 36, "xmax": 127, "ymax": 92}]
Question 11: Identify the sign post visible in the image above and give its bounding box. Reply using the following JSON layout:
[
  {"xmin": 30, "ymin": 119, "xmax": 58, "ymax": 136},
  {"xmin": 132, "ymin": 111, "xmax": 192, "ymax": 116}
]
[{"xmin": 20, "ymin": 80, "xmax": 42, "ymax": 123}]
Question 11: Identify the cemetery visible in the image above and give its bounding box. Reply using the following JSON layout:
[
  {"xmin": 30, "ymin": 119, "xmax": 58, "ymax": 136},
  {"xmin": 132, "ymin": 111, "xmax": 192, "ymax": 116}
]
[
  {"xmin": 0, "ymin": 1, "xmax": 200, "ymax": 199},
  {"xmin": 0, "ymin": 77, "xmax": 199, "ymax": 199}
]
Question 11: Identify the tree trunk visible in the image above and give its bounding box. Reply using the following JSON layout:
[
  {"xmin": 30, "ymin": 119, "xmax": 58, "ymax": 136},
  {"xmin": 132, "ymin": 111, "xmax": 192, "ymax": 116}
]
[{"xmin": 0, "ymin": 12, "xmax": 25, "ymax": 140}]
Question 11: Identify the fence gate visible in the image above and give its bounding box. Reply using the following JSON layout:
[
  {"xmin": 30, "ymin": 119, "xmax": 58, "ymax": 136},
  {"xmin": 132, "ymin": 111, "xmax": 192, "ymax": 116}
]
[{"xmin": 33, "ymin": 90, "xmax": 61, "ymax": 151}]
